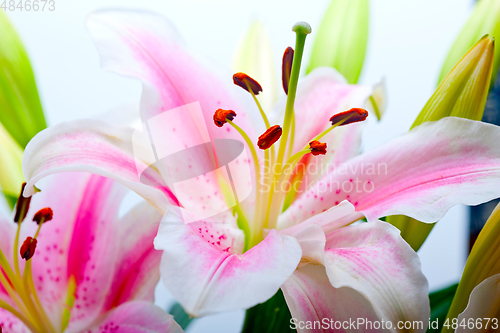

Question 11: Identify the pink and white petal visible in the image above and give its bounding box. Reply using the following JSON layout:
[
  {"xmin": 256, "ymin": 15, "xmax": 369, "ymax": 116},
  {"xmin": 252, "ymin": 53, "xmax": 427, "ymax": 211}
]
[
  {"xmin": 282, "ymin": 264, "xmax": 387, "ymax": 333},
  {"xmin": 102, "ymin": 201, "xmax": 163, "ymax": 310},
  {"xmin": 22, "ymin": 119, "xmax": 173, "ymax": 213},
  {"xmin": 291, "ymin": 224, "xmax": 326, "ymax": 265},
  {"xmin": 154, "ymin": 209, "xmax": 301, "ymax": 316},
  {"xmin": 86, "ymin": 9, "xmax": 260, "ymax": 147},
  {"xmin": 279, "ymin": 200, "xmax": 358, "ymax": 234},
  {"xmin": 324, "ymin": 221, "xmax": 429, "ymax": 330},
  {"xmin": 21, "ymin": 173, "xmax": 127, "ymax": 329},
  {"xmin": 456, "ymin": 273, "xmax": 500, "ymax": 332},
  {"xmin": 281, "ymin": 117, "xmax": 500, "ymax": 225},
  {"xmin": 0, "ymin": 309, "xmax": 31, "ymax": 333},
  {"xmin": 84, "ymin": 301, "xmax": 183, "ymax": 333},
  {"xmin": 15, "ymin": 173, "xmax": 125, "ymax": 326},
  {"xmin": 0, "ymin": 210, "xmax": 15, "ymax": 266},
  {"xmin": 87, "ymin": 9, "xmax": 261, "ymax": 218}
]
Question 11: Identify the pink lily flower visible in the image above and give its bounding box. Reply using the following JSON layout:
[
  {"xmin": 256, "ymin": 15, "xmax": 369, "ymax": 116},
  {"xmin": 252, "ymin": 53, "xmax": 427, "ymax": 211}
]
[
  {"xmin": 0, "ymin": 173, "xmax": 182, "ymax": 333},
  {"xmin": 20, "ymin": 9, "xmax": 500, "ymax": 331}
]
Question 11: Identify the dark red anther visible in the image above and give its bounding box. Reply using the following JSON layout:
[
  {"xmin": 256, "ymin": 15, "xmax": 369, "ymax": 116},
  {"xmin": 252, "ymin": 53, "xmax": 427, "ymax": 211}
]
[
  {"xmin": 20, "ymin": 237, "xmax": 37, "ymax": 260},
  {"xmin": 282, "ymin": 47, "xmax": 294, "ymax": 94},
  {"xmin": 257, "ymin": 125, "xmax": 282, "ymax": 150},
  {"xmin": 233, "ymin": 72, "xmax": 263, "ymax": 95},
  {"xmin": 33, "ymin": 207, "xmax": 53, "ymax": 225},
  {"xmin": 309, "ymin": 141, "xmax": 327, "ymax": 156},
  {"xmin": 329, "ymin": 108, "xmax": 368, "ymax": 126},
  {"xmin": 213, "ymin": 109, "xmax": 237, "ymax": 127},
  {"xmin": 14, "ymin": 183, "xmax": 32, "ymax": 223}
]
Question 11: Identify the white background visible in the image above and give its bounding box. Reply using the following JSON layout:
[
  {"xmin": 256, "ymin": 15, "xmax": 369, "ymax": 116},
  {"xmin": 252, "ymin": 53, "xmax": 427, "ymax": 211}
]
[{"xmin": 7, "ymin": 0, "xmax": 473, "ymax": 331}]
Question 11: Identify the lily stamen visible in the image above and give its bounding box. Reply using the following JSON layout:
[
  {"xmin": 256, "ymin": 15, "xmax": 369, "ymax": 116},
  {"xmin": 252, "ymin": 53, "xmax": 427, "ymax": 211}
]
[
  {"xmin": 309, "ymin": 140, "xmax": 327, "ymax": 155},
  {"xmin": 309, "ymin": 108, "xmax": 369, "ymax": 144},
  {"xmin": 213, "ymin": 108, "xmax": 236, "ymax": 127},
  {"xmin": 20, "ymin": 237, "xmax": 37, "ymax": 261},
  {"xmin": 282, "ymin": 47, "xmax": 294, "ymax": 95},
  {"xmin": 14, "ymin": 183, "xmax": 32, "ymax": 223},
  {"xmin": 329, "ymin": 107, "xmax": 368, "ymax": 126},
  {"xmin": 233, "ymin": 72, "xmax": 262, "ymax": 95},
  {"xmin": 0, "ymin": 184, "xmax": 57, "ymax": 333},
  {"xmin": 257, "ymin": 125, "xmax": 282, "ymax": 150},
  {"xmin": 233, "ymin": 72, "xmax": 270, "ymax": 129},
  {"xmin": 213, "ymin": 110, "xmax": 262, "ymax": 247}
]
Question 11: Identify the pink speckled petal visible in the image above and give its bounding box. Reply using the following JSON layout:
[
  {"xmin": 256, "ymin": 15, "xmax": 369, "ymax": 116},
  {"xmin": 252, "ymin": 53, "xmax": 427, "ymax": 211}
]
[
  {"xmin": 281, "ymin": 117, "xmax": 500, "ymax": 225},
  {"xmin": 323, "ymin": 221, "xmax": 429, "ymax": 330},
  {"xmin": 154, "ymin": 208, "xmax": 302, "ymax": 316},
  {"xmin": 86, "ymin": 301, "xmax": 184, "ymax": 333},
  {"xmin": 22, "ymin": 119, "xmax": 174, "ymax": 213},
  {"xmin": 86, "ymin": 9, "xmax": 258, "ymax": 140},
  {"xmin": 0, "ymin": 212, "xmax": 15, "ymax": 302},
  {"xmin": 101, "ymin": 201, "xmax": 163, "ymax": 310},
  {"xmin": 282, "ymin": 264, "xmax": 386, "ymax": 333},
  {"xmin": 456, "ymin": 273, "xmax": 500, "ymax": 332},
  {"xmin": 0, "ymin": 309, "xmax": 31, "ymax": 333},
  {"xmin": 279, "ymin": 200, "xmax": 358, "ymax": 234},
  {"xmin": 87, "ymin": 9, "xmax": 262, "ymax": 219},
  {"xmin": 21, "ymin": 173, "xmax": 127, "ymax": 328}
]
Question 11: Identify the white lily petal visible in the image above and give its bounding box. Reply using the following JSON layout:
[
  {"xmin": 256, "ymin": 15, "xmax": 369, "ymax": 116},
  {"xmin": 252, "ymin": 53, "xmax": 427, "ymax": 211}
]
[
  {"xmin": 324, "ymin": 221, "xmax": 429, "ymax": 331},
  {"xmin": 456, "ymin": 273, "xmax": 500, "ymax": 333},
  {"xmin": 282, "ymin": 264, "xmax": 387, "ymax": 333}
]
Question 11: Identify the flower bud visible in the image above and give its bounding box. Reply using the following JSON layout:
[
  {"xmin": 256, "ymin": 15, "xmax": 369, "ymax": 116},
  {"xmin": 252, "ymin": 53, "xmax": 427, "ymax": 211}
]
[
  {"xmin": 308, "ymin": 0, "xmax": 369, "ymax": 84},
  {"xmin": 438, "ymin": 0, "xmax": 500, "ymax": 88}
]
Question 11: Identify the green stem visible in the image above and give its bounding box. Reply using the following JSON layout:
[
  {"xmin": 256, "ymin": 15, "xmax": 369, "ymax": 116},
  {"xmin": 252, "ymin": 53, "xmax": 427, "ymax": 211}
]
[
  {"xmin": 264, "ymin": 23, "xmax": 310, "ymax": 230},
  {"xmin": 248, "ymin": 86, "xmax": 270, "ymax": 129},
  {"xmin": 226, "ymin": 120, "xmax": 260, "ymax": 246},
  {"xmin": 275, "ymin": 29, "xmax": 308, "ymax": 174}
]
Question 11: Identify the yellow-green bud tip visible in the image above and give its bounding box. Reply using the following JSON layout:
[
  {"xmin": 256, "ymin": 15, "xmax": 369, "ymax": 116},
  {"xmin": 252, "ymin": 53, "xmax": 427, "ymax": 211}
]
[{"xmin": 292, "ymin": 21, "xmax": 312, "ymax": 35}]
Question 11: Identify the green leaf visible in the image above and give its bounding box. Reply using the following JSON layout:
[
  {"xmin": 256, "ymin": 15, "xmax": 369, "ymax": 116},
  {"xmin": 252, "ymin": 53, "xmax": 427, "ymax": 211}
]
[
  {"xmin": 438, "ymin": 0, "xmax": 500, "ymax": 87},
  {"xmin": 386, "ymin": 215, "xmax": 435, "ymax": 251},
  {"xmin": 0, "ymin": 10, "xmax": 46, "ymax": 148},
  {"xmin": 242, "ymin": 289, "xmax": 295, "ymax": 333},
  {"xmin": 0, "ymin": 122, "xmax": 24, "ymax": 209},
  {"xmin": 389, "ymin": 36, "xmax": 495, "ymax": 249},
  {"xmin": 426, "ymin": 283, "xmax": 458, "ymax": 333},
  {"xmin": 443, "ymin": 203, "xmax": 500, "ymax": 332},
  {"xmin": 307, "ymin": 0, "xmax": 369, "ymax": 84},
  {"xmin": 168, "ymin": 302, "xmax": 194, "ymax": 330}
]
